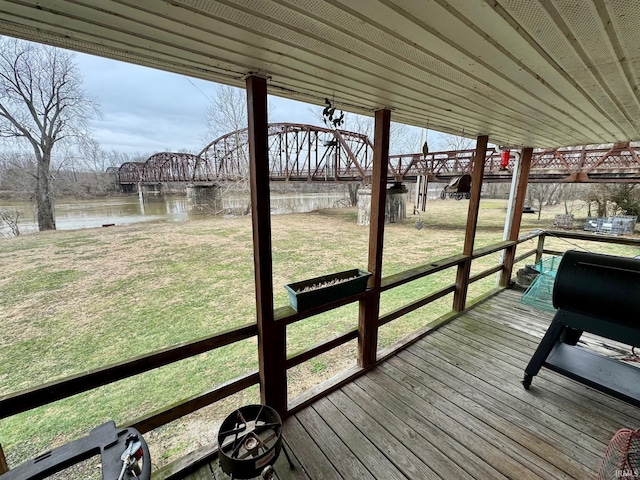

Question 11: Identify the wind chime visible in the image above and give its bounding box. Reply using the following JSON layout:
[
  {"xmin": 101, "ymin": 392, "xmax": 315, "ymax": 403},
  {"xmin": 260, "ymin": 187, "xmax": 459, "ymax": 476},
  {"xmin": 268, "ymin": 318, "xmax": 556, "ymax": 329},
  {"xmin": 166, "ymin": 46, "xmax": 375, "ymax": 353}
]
[
  {"xmin": 414, "ymin": 121, "xmax": 430, "ymax": 223},
  {"xmin": 321, "ymin": 97, "xmax": 344, "ymax": 148},
  {"xmin": 322, "ymin": 97, "xmax": 344, "ymax": 128}
]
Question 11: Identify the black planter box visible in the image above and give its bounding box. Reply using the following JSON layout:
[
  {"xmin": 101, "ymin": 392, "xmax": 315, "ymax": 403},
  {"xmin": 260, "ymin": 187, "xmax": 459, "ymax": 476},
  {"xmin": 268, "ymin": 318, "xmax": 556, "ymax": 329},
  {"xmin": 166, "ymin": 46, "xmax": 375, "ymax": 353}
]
[{"xmin": 285, "ymin": 269, "xmax": 371, "ymax": 311}]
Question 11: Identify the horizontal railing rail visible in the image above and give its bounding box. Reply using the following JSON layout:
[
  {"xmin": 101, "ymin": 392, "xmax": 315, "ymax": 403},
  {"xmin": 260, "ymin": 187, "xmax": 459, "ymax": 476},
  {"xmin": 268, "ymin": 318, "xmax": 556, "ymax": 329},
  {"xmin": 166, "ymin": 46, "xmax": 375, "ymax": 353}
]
[
  {"xmin": 0, "ymin": 323, "xmax": 257, "ymax": 419},
  {"xmin": 275, "ymin": 290, "xmax": 368, "ymax": 325},
  {"xmin": 543, "ymin": 229, "xmax": 640, "ymax": 247},
  {"xmin": 286, "ymin": 329, "xmax": 359, "ymax": 369},
  {"xmin": 514, "ymin": 247, "xmax": 538, "ymax": 264},
  {"xmin": 380, "ymin": 253, "xmax": 467, "ymax": 291},
  {"xmin": 378, "ymin": 284, "xmax": 457, "ymax": 327},
  {"xmin": 539, "ymin": 230, "xmax": 640, "ymax": 260},
  {"xmin": 128, "ymin": 372, "xmax": 260, "ymax": 434},
  {"xmin": 282, "ymin": 231, "xmax": 547, "ymax": 416}
]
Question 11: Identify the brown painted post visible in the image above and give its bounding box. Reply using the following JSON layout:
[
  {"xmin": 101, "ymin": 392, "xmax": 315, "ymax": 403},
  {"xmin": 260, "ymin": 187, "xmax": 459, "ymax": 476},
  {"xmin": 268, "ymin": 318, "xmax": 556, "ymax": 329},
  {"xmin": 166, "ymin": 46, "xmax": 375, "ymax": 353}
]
[
  {"xmin": 0, "ymin": 443, "xmax": 8, "ymax": 474},
  {"xmin": 500, "ymin": 147, "xmax": 533, "ymax": 286},
  {"xmin": 246, "ymin": 75, "xmax": 287, "ymax": 415},
  {"xmin": 358, "ymin": 109, "xmax": 391, "ymax": 369},
  {"xmin": 453, "ymin": 135, "xmax": 489, "ymax": 312},
  {"xmin": 535, "ymin": 232, "xmax": 546, "ymax": 264}
]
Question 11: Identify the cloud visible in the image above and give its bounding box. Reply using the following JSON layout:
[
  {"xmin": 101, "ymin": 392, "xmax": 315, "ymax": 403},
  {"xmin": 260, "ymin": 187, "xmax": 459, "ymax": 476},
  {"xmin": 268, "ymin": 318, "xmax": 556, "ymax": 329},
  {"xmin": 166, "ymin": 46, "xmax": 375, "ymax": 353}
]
[
  {"xmin": 78, "ymin": 53, "xmax": 213, "ymax": 154},
  {"xmin": 77, "ymin": 53, "xmax": 321, "ymax": 156}
]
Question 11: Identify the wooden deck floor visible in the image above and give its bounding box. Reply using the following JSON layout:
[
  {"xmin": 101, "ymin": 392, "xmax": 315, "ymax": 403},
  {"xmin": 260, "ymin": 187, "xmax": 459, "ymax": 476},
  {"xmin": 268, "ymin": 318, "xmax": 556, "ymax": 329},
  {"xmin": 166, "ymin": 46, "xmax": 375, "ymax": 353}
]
[{"xmin": 186, "ymin": 289, "xmax": 640, "ymax": 479}]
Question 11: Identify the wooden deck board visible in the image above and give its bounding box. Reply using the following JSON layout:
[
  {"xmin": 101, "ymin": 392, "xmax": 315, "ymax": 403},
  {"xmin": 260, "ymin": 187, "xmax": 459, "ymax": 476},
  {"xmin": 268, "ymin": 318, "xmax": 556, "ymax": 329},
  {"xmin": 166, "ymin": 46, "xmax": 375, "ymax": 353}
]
[
  {"xmin": 183, "ymin": 289, "xmax": 638, "ymax": 479},
  {"xmin": 425, "ymin": 326, "xmax": 621, "ymax": 448},
  {"xmin": 394, "ymin": 350, "xmax": 597, "ymax": 478},
  {"xmin": 349, "ymin": 376, "xmax": 509, "ymax": 480},
  {"xmin": 442, "ymin": 317, "xmax": 640, "ymax": 427},
  {"xmin": 331, "ymin": 386, "xmax": 467, "ymax": 480},
  {"xmin": 311, "ymin": 397, "xmax": 409, "ymax": 480},
  {"xmin": 455, "ymin": 311, "xmax": 640, "ymax": 423},
  {"xmin": 355, "ymin": 372, "xmax": 538, "ymax": 479},
  {"xmin": 380, "ymin": 360, "xmax": 575, "ymax": 479}
]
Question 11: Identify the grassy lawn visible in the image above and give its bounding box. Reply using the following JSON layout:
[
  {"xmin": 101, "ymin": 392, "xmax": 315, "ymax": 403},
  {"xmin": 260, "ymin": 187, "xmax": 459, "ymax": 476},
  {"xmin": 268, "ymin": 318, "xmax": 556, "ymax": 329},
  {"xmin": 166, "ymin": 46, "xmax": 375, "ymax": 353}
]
[{"xmin": 1, "ymin": 196, "xmax": 639, "ymax": 473}]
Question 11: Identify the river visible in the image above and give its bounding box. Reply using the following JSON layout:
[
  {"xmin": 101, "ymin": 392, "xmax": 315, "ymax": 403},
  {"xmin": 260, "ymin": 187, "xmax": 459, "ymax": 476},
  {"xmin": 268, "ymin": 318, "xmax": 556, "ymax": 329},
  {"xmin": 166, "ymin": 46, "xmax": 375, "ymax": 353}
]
[{"xmin": 0, "ymin": 191, "xmax": 351, "ymax": 236}]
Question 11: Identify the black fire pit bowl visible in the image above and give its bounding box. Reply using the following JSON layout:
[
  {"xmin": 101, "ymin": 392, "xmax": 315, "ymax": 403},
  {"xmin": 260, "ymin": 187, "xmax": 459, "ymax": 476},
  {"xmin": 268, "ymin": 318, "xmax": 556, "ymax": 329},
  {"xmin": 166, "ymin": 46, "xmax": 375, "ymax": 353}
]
[{"xmin": 217, "ymin": 404, "xmax": 283, "ymax": 479}]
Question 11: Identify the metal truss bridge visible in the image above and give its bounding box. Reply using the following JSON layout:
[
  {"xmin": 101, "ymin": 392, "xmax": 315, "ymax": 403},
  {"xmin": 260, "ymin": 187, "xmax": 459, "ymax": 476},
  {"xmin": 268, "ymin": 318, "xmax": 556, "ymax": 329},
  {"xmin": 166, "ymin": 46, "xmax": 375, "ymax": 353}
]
[{"xmin": 112, "ymin": 123, "xmax": 640, "ymax": 185}]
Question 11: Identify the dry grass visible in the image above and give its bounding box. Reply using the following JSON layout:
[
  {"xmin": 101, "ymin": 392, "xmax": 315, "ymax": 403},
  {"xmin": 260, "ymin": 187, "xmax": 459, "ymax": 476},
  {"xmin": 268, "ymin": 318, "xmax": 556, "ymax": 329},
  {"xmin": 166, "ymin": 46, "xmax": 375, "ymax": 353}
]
[{"xmin": 1, "ymin": 196, "xmax": 638, "ymax": 475}]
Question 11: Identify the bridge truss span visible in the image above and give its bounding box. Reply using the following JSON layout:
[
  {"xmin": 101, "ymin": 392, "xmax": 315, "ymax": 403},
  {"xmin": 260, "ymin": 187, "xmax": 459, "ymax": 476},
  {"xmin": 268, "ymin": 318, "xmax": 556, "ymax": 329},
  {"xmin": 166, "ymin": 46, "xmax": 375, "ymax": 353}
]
[
  {"xmin": 115, "ymin": 123, "xmax": 640, "ymax": 185},
  {"xmin": 197, "ymin": 122, "xmax": 374, "ymax": 182},
  {"xmin": 389, "ymin": 142, "xmax": 640, "ymax": 183}
]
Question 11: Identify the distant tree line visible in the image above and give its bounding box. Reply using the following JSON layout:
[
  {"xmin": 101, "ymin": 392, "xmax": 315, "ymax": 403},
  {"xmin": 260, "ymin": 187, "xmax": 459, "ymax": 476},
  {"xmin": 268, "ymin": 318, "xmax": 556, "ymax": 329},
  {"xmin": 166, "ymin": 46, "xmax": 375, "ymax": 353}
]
[
  {"xmin": 522, "ymin": 183, "xmax": 640, "ymax": 220},
  {"xmin": 0, "ymin": 148, "xmax": 150, "ymax": 200}
]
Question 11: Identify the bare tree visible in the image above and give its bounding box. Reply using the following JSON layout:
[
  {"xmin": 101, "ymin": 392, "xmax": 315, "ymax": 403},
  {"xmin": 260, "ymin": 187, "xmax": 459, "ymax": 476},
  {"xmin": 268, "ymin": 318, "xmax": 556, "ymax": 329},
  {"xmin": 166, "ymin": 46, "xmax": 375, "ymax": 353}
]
[
  {"xmin": 0, "ymin": 37, "xmax": 98, "ymax": 231},
  {"xmin": 0, "ymin": 150, "xmax": 36, "ymax": 197},
  {"xmin": 203, "ymin": 85, "xmax": 253, "ymax": 214},
  {"xmin": 340, "ymin": 113, "xmax": 372, "ymax": 139},
  {"xmin": 585, "ymin": 184, "xmax": 612, "ymax": 217},
  {"xmin": 435, "ymin": 133, "xmax": 475, "ymax": 151},
  {"xmin": 609, "ymin": 184, "xmax": 640, "ymax": 217},
  {"xmin": 73, "ymin": 138, "xmax": 123, "ymax": 195},
  {"xmin": 107, "ymin": 149, "xmax": 150, "ymax": 167},
  {"xmin": 0, "ymin": 208, "xmax": 20, "ymax": 236},
  {"xmin": 527, "ymin": 183, "xmax": 562, "ymax": 220},
  {"xmin": 0, "ymin": 150, "xmax": 4, "ymax": 188},
  {"xmin": 558, "ymin": 183, "xmax": 586, "ymax": 215},
  {"xmin": 205, "ymin": 85, "xmax": 247, "ymax": 140}
]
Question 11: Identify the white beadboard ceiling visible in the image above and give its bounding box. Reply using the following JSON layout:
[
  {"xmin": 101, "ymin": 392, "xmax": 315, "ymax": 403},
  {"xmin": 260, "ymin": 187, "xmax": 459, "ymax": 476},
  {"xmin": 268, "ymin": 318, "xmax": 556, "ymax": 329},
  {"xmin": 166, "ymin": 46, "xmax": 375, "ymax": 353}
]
[{"xmin": 0, "ymin": 0, "xmax": 638, "ymax": 148}]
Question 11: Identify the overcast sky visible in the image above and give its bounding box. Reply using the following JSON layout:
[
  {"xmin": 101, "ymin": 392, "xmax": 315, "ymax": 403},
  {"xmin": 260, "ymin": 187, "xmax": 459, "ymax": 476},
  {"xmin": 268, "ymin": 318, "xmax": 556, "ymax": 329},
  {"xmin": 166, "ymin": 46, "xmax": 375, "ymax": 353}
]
[{"xmin": 77, "ymin": 53, "xmax": 324, "ymax": 156}]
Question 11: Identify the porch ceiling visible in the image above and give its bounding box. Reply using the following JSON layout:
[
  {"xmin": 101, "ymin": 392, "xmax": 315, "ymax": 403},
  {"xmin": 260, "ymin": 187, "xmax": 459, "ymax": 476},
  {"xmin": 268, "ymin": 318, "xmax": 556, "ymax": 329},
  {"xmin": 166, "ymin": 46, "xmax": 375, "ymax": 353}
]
[{"xmin": 0, "ymin": 1, "xmax": 638, "ymax": 149}]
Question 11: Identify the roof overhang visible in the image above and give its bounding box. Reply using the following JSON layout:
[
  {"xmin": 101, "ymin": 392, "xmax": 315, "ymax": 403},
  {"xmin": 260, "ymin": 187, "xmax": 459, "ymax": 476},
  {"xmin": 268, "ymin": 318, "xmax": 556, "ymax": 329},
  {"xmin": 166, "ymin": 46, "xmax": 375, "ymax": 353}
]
[{"xmin": 0, "ymin": 0, "xmax": 638, "ymax": 148}]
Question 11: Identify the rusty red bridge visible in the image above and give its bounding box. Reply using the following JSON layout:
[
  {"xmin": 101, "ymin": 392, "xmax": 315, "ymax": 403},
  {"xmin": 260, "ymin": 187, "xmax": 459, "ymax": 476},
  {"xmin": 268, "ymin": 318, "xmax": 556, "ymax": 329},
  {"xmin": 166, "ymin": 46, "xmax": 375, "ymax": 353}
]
[{"xmin": 112, "ymin": 123, "xmax": 640, "ymax": 185}]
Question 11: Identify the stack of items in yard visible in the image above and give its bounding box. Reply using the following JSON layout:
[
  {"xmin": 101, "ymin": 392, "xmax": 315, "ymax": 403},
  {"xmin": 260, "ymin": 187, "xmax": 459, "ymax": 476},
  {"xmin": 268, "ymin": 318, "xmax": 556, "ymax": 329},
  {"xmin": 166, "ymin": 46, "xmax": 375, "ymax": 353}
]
[
  {"xmin": 584, "ymin": 216, "xmax": 637, "ymax": 235},
  {"xmin": 553, "ymin": 214, "xmax": 574, "ymax": 229}
]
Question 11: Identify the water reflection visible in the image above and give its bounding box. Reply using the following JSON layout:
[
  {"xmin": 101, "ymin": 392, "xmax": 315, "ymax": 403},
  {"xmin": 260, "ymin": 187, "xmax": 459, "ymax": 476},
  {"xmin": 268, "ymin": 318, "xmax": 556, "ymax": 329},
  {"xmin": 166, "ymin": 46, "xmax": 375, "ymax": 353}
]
[{"xmin": 0, "ymin": 191, "xmax": 349, "ymax": 236}]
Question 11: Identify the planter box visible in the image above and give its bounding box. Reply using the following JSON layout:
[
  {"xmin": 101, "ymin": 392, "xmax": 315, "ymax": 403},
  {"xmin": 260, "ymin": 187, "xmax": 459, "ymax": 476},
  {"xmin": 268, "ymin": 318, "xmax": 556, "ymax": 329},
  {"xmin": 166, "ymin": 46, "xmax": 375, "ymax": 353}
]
[{"xmin": 285, "ymin": 269, "xmax": 372, "ymax": 312}]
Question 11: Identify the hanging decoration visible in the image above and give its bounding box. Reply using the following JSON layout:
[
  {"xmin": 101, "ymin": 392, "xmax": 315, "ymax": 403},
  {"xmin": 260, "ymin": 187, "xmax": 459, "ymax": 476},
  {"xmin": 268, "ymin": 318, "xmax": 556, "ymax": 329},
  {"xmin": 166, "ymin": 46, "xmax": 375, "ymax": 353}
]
[
  {"xmin": 422, "ymin": 141, "xmax": 429, "ymax": 159},
  {"xmin": 422, "ymin": 119, "xmax": 430, "ymax": 159},
  {"xmin": 500, "ymin": 149, "xmax": 510, "ymax": 170},
  {"xmin": 322, "ymin": 97, "xmax": 344, "ymax": 128}
]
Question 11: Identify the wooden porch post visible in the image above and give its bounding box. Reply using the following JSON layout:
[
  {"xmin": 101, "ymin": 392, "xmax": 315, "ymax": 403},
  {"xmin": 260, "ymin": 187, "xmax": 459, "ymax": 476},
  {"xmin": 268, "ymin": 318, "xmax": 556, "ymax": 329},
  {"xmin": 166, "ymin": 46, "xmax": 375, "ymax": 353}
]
[
  {"xmin": 535, "ymin": 232, "xmax": 546, "ymax": 264},
  {"xmin": 246, "ymin": 75, "xmax": 286, "ymax": 415},
  {"xmin": 453, "ymin": 134, "xmax": 488, "ymax": 312},
  {"xmin": 358, "ymin": 109, "xmax": 391, "ymax": 369},
  {"xmin": 500, "ymin": 147, "xmax": 533, "ymax": 286},
  {"xmin": 0, "ymin": 443, "xmax": 8, "ymax": 475}
]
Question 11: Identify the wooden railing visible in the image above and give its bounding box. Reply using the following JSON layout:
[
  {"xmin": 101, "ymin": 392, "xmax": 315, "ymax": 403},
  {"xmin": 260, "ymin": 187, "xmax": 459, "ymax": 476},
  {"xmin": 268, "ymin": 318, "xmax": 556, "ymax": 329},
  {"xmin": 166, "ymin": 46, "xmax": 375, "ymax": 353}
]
[
  {"xmin": 1, "ymin": 228, "xmax": 638, "ymax": 476},
  {"xmin": 539, "ymin": 229, "xmax": 640, "ymax": 255}
]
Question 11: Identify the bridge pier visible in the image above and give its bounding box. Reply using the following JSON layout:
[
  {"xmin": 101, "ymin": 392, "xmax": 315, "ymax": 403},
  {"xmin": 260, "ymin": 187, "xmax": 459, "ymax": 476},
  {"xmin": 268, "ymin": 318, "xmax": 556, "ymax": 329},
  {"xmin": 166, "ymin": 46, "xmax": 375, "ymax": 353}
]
[
  {"xmin": 186, "ymin": 184, "xmax": 222, "ymax": 213},
  {"xmin": 387, "ymin": 182, "xmax": 408, "ymax": 223},
  {"xmin": 357, "ymin": 182, "xmax": 408, "ymax": 225},
  {"xmin": 140, "ymin": 183, "xmax": 163, "ymax": 195},
  {"xmin": 357, "ymin": 189, "xmax": 371, "ymax": 225}
]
